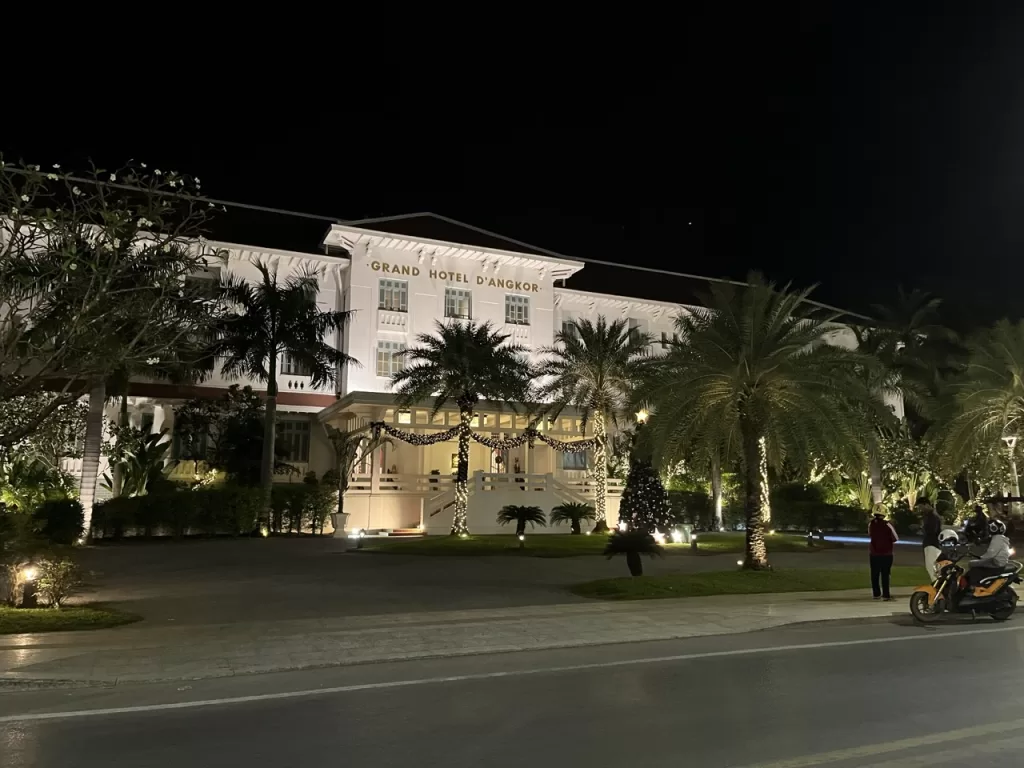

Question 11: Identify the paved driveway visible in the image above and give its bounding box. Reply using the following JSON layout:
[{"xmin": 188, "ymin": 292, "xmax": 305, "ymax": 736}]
[{"xmin": 73, "ymin": 537, "xmax": 923, "ymax": 626}]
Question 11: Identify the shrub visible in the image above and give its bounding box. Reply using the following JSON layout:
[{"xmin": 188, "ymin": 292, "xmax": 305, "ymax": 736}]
[
  {"xmin": 33, "ymin": 499, "xmax": 84, "ymax": 545},
  {"xmin": 604, "ymin": 530, "xmax": 664, "ymax": 576},
  {"xmin": 35, "ymin": 558, "xmax": 82, "ymax": 608},
  {"xmin": 92, "ymin": 484, "xmax": 264, "ymax": 538},
  {"xmin": 271, "ymin": 484, "xmax": 333, "ymax": 535}
]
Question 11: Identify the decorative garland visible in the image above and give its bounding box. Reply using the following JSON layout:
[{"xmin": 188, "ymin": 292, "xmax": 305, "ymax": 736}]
[
  {"xmin": 372, "ymin": 422, "xmax": 461, "ymax": 446},
  {"xmin": 369, "ymin": 421, "xmax": 599, "ymax": 453},
  {"xmin": 471, "ymin": 431, "xmax": 533, "ymax": 450}
]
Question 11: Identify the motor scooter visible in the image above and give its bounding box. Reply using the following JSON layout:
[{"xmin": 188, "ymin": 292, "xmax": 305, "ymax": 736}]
[{"xmin": 910, "ymin": 547, "xmax": 1022, "ymax": 622}]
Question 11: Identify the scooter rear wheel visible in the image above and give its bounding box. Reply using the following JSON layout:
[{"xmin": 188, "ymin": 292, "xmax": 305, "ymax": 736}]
[
  {"xmin": 910, "ymin": 590, "xmax": 943, "ymax": 623},
  {"xmin": 991, "ymin": 593, "xmax": 1017, "ymax": 621}
]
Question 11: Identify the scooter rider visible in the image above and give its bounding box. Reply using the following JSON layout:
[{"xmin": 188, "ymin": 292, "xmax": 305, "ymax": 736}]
[{"xmin": 966, "ymin": 519, "xmax": 1012, "ymax": 587}]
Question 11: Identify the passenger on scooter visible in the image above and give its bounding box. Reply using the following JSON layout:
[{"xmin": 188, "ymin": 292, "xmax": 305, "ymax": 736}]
[{"xmin": 966, "ymin": 519, "xmax": 1012, "ymax": 588}]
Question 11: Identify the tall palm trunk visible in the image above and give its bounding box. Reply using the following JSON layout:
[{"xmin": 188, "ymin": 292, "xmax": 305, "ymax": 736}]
[
  {"xmin": 869, "ymin": 450, "xmax": 883, "ymax": 506},
  {"xmin": 260, "ymin": 362, "xmax": 278, "ymax": 526},
  {"xmin": 592, "ymin": 410, "xmax": 609, "ymax": 533},
  {"xmin": 452, "ymin": 407, "xmax": 472, "ymax": 536},
  {"xmin": 711, "ymin": 452, "xmax": 723, "ymax": 531},
  {"xmin": 79, "ymin": 381, "xmax": 107, "ymax": 539},
  {"xmin": 111, "ymin": 394, "xmax": 129, "ymax": 497},
  {"xmin": 741, "ymin": 422, "xmax": 769, "ymax": 569}
]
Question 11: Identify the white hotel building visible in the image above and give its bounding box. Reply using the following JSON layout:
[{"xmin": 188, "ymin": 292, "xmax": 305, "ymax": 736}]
[{"xmin": 94, "ymin": 213, "xmax": 887, "ymax": 535}]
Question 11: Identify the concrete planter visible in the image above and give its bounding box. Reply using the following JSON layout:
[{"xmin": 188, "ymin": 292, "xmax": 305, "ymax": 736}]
[{"xmin": 331, "ymin": 512, "xmax": 350, "ymax": 538}]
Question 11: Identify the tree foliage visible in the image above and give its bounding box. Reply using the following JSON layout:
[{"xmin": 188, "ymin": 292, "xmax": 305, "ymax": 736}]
[
  {"xmin": 393, "ymin": 320, "xmax": 534, "ymax": 535},
  {"xmin": 0, "ymin": 158, "xmax": 222, "ymax": 448},
  {"xmin": 639, "ymin": 274, "xmax": 887, "ymax": 568}
]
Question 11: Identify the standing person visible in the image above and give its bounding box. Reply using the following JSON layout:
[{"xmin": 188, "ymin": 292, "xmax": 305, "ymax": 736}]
[
  {"xmin": 918, "ymin": 498, "xmax": 942, "ymax": 580},
  {"xmin": 869, "ymin": 508, "xmax": 899, "ymax": 601}
]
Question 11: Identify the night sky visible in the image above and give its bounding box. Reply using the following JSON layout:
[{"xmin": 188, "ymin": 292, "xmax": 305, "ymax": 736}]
[{"xmin": 5, "ymin": 3, "xmax": 1023, "ymax": 329}]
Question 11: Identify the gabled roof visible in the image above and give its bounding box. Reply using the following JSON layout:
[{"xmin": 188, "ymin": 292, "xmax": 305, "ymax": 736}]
[
  {"xmin": 340, "ymin": 212, "xmax": 573, "ymax": 258},
  {"xmin": 333, "ymin": 211, "xmax": 872, "ymax": 324}
]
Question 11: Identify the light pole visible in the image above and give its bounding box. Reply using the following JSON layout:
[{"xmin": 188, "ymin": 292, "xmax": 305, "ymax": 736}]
[{"xmin": 1002, "ymin": 435, "xmax": 1020, "ymax": 516}]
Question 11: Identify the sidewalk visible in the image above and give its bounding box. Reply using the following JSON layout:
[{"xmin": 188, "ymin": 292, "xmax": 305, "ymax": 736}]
[{"xmin": 0, "ymin": 589, "xmax": 906, "ymax": 688}]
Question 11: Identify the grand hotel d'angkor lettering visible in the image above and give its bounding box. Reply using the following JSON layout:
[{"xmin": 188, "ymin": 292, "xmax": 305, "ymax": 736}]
[{"xmin": 369, "ymin": 261, "xmax": 541, "ymax": 293}]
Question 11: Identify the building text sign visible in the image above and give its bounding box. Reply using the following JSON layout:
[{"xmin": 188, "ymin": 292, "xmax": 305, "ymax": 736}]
[{"xmin": 370, "ymin": 261, "xmax": 541, "ymax": 293}]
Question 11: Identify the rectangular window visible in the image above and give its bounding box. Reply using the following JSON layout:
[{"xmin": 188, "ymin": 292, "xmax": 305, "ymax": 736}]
[
  {"xmin": 378, "ymin": 279, "xmax": 408, "ymax": 312},
  {"xmin": 562, "ymin": 451, "xmax": 588, "ymax": 470},
  {"xmin": 660, "ymin": 331, "xmax": 670, "ymax": 349},
  {"xmin": 627, "ymin": 317, "xmax": 642, "ymax": 344},
  {"xmin": 184, "ymin": 267, "xmax": 221, "ymax": 300},
  {"xmin": 561, "ymin": 320, "xmax": 579, "ymax": 340},
  {"xmin": 376, "ymin": 341, "xmax": 406, "ymax": 378},
  {"xmin": 505, "ymin": 295, "xmax": 530, "ymax": 325},
  {"xmin": 444, "ymin": 288, "xmax": 472, "ymax": 319},
  {"xmin": 276, "ymin": 419, "xmax": 310, "ymax": 463},
  {"xmin": 280, "ymin": 351, "xmax": 310, "ymax": 376}
]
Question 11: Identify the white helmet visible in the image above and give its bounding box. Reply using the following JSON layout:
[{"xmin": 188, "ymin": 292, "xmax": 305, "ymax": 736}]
[
  {"xmin": 989, "ymin": 519, "xmax": 1007, "ymax": 536},
  {"xmin": 938, "ymin": 529, "xmax": 961, "ymax": 549}
]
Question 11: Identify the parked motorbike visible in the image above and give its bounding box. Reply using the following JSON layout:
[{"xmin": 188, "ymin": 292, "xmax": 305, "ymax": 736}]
[{"xmin": 909, "ymin": 548, "xmax": 1022, "ymax": 623}]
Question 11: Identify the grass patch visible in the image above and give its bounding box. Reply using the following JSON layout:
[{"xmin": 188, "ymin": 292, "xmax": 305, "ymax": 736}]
[
  {"xmin": 572, "ymin": 566, "xmax": 927, "ymax": 600},
  {"xmin": 0, "ymin": 605, "xmax": 140, "ymax": 635},
  {"xmin": 693, "ymin": 532, "xmax": 843, "ymax": 553},
  {"xmin": 358, "ymin": 532, "xmax": 841, "ymax": 557}
]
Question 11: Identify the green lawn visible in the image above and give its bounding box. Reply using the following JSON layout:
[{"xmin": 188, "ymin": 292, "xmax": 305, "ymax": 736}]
[
  {"xmin": 0, "ymin": 605, "xmax": 140, "ymax": 635},
  {"xmin": 571, "ymin": 566, "xmax": 927, "ymax": 601},
  {"xmin": 357, "ymin": 532, "xmax": 843, "ymax": 558},
  {"xmin": 694, "ymin": 532, "xmax": 843, "ymax": 553}
]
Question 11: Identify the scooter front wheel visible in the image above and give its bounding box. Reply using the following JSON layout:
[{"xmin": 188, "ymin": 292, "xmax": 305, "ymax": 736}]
[{"xmin": 910, "ymin": 590, "xmax": 943, "ymax": 623}]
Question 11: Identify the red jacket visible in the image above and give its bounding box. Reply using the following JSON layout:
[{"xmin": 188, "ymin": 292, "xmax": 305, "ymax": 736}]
[{"xmin": 869, "ymin": 516, "xmax": 899, "ymax": 556}]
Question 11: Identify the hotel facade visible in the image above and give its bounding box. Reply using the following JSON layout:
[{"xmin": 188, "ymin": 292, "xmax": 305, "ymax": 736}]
[{"xmin": 78, "ymin": 214, "xmax": 897, "ymax": 535}]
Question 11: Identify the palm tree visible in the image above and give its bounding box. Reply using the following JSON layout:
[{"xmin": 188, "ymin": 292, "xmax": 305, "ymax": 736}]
[
  {"xmin": 549, "ymin": 501, "xmax": 596, "ymax": 534},
  {"xmin": 496, "ymin": 505, "xmax": 547, "ymax": 540},
  {"xmin": 932, "ymin": 320, "xmax": 1024, "ymax": 486},
  {"xmin": 215, "ymin": 261, "xmax": 354, "ymax": 517},
  {"xmin": 539, "ymin": 317, "xmax": 651, "ymax": 532},
  {"xmin": 639, "ymin": 275, "xmax": 882, "ymax": 569},
  {"xmin": 392, "ymin": 320, "xmax": 533, "ymax": 536},
  {"xmin": 324, "ymin": 423, "xmax": 392, "ymax": 527},
  {"xmin": 604, "ymin": 529, "xmax": 663, "ymax": 576}
]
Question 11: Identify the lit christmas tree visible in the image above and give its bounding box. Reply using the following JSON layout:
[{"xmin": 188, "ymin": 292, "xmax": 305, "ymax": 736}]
[{"xmin": 619, "ymin": 457, "xmax": 672, "ymax": 533}]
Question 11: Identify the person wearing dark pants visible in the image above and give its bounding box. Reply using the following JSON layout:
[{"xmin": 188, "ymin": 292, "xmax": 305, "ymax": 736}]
[{"xmin": 869, "ymin": 509, "xmax": 899, "ymax": 600}]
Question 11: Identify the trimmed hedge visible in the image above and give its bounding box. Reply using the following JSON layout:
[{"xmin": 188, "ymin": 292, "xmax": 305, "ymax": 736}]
[{"xmin": 92, "ymin": 484, "xmax": 333, "ymax": 539}]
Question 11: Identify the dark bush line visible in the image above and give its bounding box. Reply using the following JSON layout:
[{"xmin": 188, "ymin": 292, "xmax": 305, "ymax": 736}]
[{"xmin": 92, "ymin": 483, "xmax": 334, "ymax": 540}]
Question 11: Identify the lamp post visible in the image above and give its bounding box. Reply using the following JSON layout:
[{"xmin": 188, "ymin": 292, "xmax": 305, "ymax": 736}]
[{"xmin": 1002, "ymin": 435, "xmax": 1020, "ymax": 517}]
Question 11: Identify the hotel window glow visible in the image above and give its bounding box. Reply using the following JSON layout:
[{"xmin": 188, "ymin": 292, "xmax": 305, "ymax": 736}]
[
  {"xmin": 505, "ymin": 295, "xmax": 530, "ymax": 325},
  {"xmin": 276, "ymin": 420, "xmax": 311, "ymax": 463},
  {"xmin": 378, "ymin": 279, "xmax": 408, "ymax": 312},
  {"xmin": 444, "ymin": 288, "xmax": 472, "ymax": 319},
  {"xmin": 376, "ymin": 341, "xmax": 406, "ymax": 378}
]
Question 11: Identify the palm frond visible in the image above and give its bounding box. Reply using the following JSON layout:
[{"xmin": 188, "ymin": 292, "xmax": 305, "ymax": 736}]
[
  {"xmin": 604, "ymin": 530, "xmax": 664, "ymax": 557},
  {"xmin": 496, "ymin": 505, "xmax": 547, "ymax": 528},
  {"xmin": 549, "ymin": 502, "xmax": 596, "ymax": 525},
  {"xmin": 392, "ymin": 320, "xmax": 534, "ymax": 417}
]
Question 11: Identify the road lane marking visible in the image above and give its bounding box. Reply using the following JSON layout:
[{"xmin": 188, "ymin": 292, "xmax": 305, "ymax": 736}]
[
  {"xmin": 735, "ymin": 720, "xmax": 1024, "ymax": 767},
  {"xmin": 2, "ymin": 623, "xmax": 1023, "ymax": 723}
]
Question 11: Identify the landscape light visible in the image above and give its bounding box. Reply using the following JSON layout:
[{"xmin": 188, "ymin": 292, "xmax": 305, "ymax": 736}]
[
  {"xmin": 585, "ymin": 531, "xmax": 592, "ymax": 536},
  {"xmin": 20, "ymin": 566, "xmax": 37, "ymax": 582},
  {"xmin": 692, "ymin": 534, "xmax": 698, "ymax": 541},
  {"xmin": 769, "ymin": 529, "xmax": 776, "ymax": 535},
  {"xmin": 518, "ymin": 534, "xmax": 525, "ymax": 541},
  {"xmin": 736, "ymin": 560, "xmax": 743, "ymax": 566}
]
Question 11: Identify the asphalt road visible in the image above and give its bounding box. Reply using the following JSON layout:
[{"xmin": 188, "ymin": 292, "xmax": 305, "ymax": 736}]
[{"xmin": 3, "ymin": 615, "xmax": 1023, "ymax": 767}]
